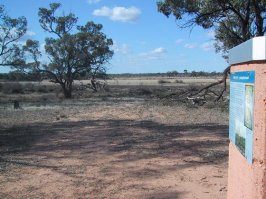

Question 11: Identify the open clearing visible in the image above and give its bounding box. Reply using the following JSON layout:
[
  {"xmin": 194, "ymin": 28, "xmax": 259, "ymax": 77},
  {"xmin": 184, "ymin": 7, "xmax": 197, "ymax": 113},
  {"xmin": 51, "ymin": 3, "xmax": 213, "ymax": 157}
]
[{"xmin": 0, "ymin": 79, "xmax": 229, "ymax": 199}]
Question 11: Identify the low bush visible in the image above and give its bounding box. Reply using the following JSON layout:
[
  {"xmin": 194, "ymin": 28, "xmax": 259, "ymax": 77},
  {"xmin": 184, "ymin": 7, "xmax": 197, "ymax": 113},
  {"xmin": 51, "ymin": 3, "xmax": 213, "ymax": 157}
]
[
  {"xmin": 188, "ymin": 84, "xmax": 199, "ymax": 92},
  {"xmin": 128, "ymin": 86, "xmax": 153, "ymax": 96},
  {"xmin": 136, "ymin": 87, "xmax": 152, "ymax": 95},
  {"xmin": 24, "ymin": 83, "xmax": 36, "ymax": 92},
  {"xmin": 37, "ymin": 85, "xmax": 49, "ymax": 93},
  {"xmin": 175, "ymin": 80, "xmax": 184, "ymax": 84},
  {"xmin": 158, "ymin": 79, "xmax": 171, "ymax": 84},
  {"xmin": 2, "ymin": 82, "xmax": 24, "ymax": 94}
]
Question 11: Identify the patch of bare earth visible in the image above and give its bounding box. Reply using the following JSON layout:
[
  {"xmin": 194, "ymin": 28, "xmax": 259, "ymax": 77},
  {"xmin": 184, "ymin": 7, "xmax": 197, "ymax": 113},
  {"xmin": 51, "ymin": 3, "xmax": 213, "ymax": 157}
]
[{"xmin": 0, "ymin": 98, "xmax": 229, "ymax": 199}]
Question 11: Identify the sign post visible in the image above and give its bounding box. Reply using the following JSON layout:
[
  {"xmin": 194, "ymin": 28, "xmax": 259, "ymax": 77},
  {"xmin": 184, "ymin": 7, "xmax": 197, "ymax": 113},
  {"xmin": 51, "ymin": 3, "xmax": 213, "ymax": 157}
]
[{"xmin": 227, "ymin": 36, "xmax": 266, "ymax": 199}]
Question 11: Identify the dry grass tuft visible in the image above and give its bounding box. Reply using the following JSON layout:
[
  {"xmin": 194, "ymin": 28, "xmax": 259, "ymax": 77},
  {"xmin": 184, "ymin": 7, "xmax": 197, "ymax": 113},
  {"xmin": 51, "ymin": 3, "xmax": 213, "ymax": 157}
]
[{"xmin": 158, "ymin": 79, "xmax": 171, "ymax": 84}]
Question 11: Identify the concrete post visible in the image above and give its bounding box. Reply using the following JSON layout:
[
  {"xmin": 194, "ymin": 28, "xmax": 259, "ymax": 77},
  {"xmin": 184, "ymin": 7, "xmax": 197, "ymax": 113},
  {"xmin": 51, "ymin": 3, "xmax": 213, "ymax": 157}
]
[{"xmin": 227, "ymin": 36, "xmax": 266, "ymax": 199}]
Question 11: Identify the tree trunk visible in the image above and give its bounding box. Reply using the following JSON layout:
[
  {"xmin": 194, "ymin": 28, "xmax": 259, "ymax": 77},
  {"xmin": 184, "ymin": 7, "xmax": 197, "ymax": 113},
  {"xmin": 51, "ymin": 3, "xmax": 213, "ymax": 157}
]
[
  {"xmin": 13, "ymin": 100, "xmax": 21, "ymax": 109},
  {"xmin": 91, "ymin": 78, "xmax": 97, "ymax": 92},
  {"xmin": 63, "ymin": 89, "xmax": 72, "ymax": 98},
  {"xmin": 252, "ymin": 0, "xmax": 264, "ymax": 36},
  {"xmin": 61, "ymin": 83, "xmax": 72, "ymax": 98}
]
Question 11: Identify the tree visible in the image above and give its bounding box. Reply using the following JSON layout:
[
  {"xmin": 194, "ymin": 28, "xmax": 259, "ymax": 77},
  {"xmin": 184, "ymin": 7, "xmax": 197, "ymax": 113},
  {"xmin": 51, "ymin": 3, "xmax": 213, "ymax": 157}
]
[
  {"xmin": 24, "ymin": 3, "xmax": 113, "ymax": 98},
  {"xmin": 157, "ymin": 0, "xmax": 266, "ymax": 100},
  {"xmin": 0, "ymin": 5, "xmax": 27, "ymax": 67},
  {"xmin": 166, "ymin": 70, "xmax": 178, "ymax": 77},
  {"xmin": 158, "ymin": 0, "xmax": 266, "ymax": 55}
]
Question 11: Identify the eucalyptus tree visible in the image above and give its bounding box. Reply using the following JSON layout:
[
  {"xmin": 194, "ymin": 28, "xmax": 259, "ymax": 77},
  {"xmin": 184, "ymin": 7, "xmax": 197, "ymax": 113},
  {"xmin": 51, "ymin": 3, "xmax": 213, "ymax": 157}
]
[
  {"xmin": 0, "ymin": 5, "xmax": 27, "ymax": 67},
  {"xmin": 157, "ymin": 0, "xmax": 266, "ymax": 100},
  {"xmin": 24, "ymin": 3, "xmax": 113, "ymax": 98}
]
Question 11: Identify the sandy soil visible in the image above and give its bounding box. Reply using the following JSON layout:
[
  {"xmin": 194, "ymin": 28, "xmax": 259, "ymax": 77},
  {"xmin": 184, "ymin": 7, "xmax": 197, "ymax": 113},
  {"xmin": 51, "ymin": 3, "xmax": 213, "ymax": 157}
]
[{"xmin": 0, "ymin": 97, "xmax": 229, "ymax": 199}]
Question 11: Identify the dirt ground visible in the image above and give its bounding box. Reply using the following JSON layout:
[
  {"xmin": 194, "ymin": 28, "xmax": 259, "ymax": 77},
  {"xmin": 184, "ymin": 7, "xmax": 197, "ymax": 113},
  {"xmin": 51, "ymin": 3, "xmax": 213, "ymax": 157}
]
[{"xmin": 0, "ymin": 83, "xmax": 229, "ymax": 199}]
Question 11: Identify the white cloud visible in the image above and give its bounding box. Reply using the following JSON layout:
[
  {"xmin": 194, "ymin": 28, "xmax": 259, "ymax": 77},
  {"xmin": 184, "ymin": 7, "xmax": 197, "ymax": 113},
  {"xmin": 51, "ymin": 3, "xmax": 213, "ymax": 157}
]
[
  {"xmin": 18, "ymin": 41, "xmax": 27, "ymax": 46},
  {"xmin": 87, "ymin": 0, "xmax": 101, "ymax": 4},
  {"xmin": 139, "ymin": 47, "xmax": 167, "ymax": 60},
  {"xmin": 93, "ymin": 7, "xmax": 110, "ymax": 16},
  {"xmin": 201, "ymin": 42, "xmax": 214, "ymax": 51},
  {"xmin": 39, "ymin": 43, "xmax": 46, "ymax": 53},
  {"xmin": 26, "ymin": 30, "xmax": 36, "ymax": 36},
  {"xmin": 184, "ymin": 43, "xmax": 197, "ymax": 49},
  {"xmin": 111, "ymin": 41, "xmax": 119, "ymax": 52},
  {"xmin": 19, "ymin": 30, "xmax": 36, "ymax": 42},
  {"xmin": 176, "ymin": 39, "xmax": 183, "ymax": 44},
  {"xmin": 120, "ymin": 44, "xmax": 130, "ymax": 54},
  {"xmin": 152, "ymin": 48, "xmax": 167, "ymax": 54},
  {"xmin": 93, "ymin": 6, "xmax": 141, "ymax": 22},
  {"xmin": 207, "ymin": 30, "xmax": 215, "ymax": 38},
  {"xmin": 111, "ymin": 41, "xmax": 130, "ymax": 54},
  {"xmin": 39, "ymin": 43, "xmax": 49, "ymax": 63}
]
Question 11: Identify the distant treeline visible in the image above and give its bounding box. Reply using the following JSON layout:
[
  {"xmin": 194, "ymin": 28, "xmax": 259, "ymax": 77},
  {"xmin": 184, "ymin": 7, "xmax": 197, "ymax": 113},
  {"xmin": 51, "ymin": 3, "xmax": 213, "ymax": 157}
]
[
  {"xmin": 0, "ymin": 70, "xmax": 223, "ymax": 81},
  {"xmin": 109, "ymin": 70, "xmax": 223, "ymax": 78},
  {"xmin": 0, "ymin": 71, "xmax": 107, "ymax": 81},
  {"xmin": 0, "ymin": 71, "xmax": 42, "ymax": 81}
]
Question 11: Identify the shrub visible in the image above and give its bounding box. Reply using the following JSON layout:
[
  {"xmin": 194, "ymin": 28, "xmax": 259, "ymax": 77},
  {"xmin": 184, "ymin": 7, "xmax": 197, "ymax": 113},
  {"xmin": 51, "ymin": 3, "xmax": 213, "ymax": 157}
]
[
  {"xmin": 11, "ymin": 83, "xmax": 24, "ymax": 94},
  {"xmin": 136, "ymin": 87, "xmax": 152, "ymax": 95},
  {"xmin": 24, "ymin": 83, "xmax": 36, "ymax": 93},
  {"xmin": 188, "ymin": 85, "xmax": 199, "ymax": 92},
  {"xmin": 2, "ymin": 82, "xmax": 24, "ymax": 94},
  {"xmin": 175, "ymin": 80, "xmax": 184, "ymax": 84},
  {"xmin": 37, "ymin": 85, "xmax": 49, "ymax": 93},
  {"xmin": 47, "ymin": 84, "xmax": 59, "ymax": 92},
  {"xmin": 158, "ymin": 79, "xmax": 171, "ymax": 84},
  {"xmin": 128, "ymin": 86, "xmax": 153, "ymax": 96}
]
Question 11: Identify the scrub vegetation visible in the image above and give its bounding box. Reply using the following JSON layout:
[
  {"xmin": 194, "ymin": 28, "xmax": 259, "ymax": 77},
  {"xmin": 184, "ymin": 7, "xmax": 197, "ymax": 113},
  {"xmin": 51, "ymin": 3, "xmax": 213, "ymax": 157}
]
[{"xmin": 0, "ymin": 76, "xmax": 229, "ymax": 199}]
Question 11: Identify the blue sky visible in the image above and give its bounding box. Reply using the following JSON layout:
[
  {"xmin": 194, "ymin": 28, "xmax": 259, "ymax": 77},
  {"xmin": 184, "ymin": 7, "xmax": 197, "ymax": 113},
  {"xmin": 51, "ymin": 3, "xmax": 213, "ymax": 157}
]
[{"xmin": 1, "ymin": 0, "xmax": 228, "ymax": 73}]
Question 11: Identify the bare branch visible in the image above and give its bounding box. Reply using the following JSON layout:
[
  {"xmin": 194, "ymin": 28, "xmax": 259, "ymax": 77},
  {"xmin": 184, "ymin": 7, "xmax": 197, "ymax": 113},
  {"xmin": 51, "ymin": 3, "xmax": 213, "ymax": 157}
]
[{"xmin": 189, "ymin": 66, "xmax": 230, "ymax": 101}]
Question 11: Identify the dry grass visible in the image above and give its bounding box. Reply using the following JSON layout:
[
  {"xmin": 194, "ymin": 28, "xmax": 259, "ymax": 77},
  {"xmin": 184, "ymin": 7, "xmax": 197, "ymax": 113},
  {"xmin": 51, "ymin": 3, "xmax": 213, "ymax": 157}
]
[
  {"xmin": 0, "ymin": 78, "xmax": 229, "ymax": 199},
  {"xmin": 73, "ymin": 76, "xmax": 226, "ymax": 86}
]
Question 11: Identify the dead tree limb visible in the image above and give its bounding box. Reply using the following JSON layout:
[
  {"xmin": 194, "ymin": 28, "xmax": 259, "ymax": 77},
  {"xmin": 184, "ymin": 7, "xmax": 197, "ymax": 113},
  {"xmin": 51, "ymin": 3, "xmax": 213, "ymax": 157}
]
[{"xmin": 189, "ymin": 66, "xmax": 230, "ymax": 101}]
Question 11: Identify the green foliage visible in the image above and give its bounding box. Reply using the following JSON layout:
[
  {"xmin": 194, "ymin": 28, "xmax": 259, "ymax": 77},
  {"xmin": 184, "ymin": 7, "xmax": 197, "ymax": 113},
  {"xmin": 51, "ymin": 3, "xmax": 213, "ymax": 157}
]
[
  {"xmin": 166, "ymin": 70, "xmax": 178, "ymax": 77},
  {"xmin": 190, "ymin": 71, "xmax": 211, "ymax": 77},
  {"xmin": 0, "ymin": 5, "xmax": 27, "ymax": 67},
  {"xmin": 22, "ymin": 3, "xmax": 113, "ymax": 98},
  {"xmin": 157, "ymin": 0, "xmax": 266, "ymax": 57}
]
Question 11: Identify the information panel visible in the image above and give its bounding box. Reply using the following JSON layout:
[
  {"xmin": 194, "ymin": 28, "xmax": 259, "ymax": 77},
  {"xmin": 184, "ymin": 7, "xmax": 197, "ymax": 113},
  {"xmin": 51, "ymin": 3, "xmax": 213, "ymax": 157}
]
[{"xmin": 229, "ymin": 71, "xmax": 255, "ymax": 164}]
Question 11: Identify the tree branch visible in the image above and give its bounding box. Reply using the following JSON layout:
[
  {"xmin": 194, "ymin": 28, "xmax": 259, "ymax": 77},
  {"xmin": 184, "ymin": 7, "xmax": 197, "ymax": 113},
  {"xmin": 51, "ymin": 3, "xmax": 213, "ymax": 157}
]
[{"xmin": 189, "ymin": 66, "xmax": 230, "ymax": 101}]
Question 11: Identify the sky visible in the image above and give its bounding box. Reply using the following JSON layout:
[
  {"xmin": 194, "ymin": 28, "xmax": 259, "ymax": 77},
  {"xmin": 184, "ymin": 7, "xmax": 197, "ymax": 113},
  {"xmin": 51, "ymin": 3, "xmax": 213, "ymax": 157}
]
[{"xmin": 1, "ymin": 0, "xmax": 228, "ymax": 74}]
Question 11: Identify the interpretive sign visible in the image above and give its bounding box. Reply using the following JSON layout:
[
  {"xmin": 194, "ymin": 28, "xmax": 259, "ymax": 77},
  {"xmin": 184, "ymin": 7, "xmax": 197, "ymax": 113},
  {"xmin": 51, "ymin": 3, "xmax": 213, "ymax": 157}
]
[{"xmin": 229, "ymin": 71, "xmax": 255, "ymax": 164}]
